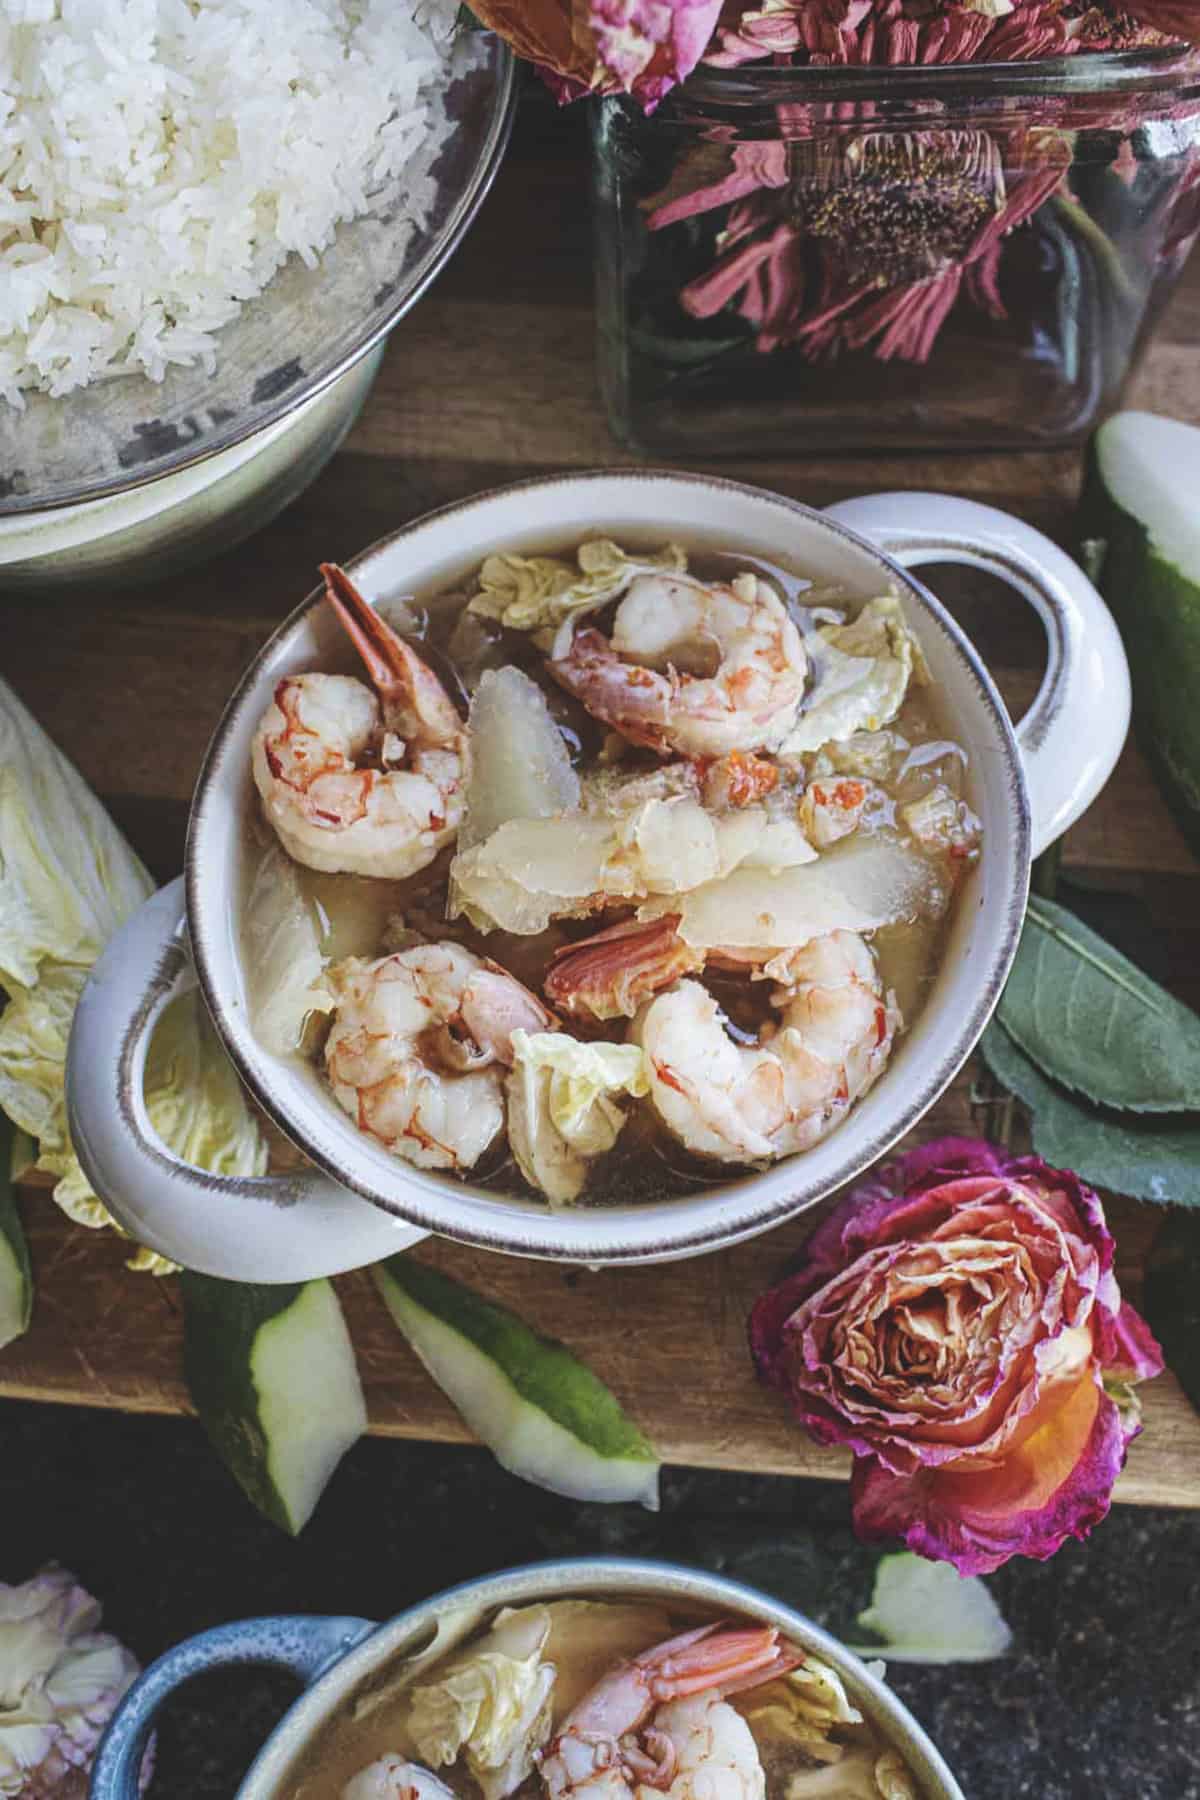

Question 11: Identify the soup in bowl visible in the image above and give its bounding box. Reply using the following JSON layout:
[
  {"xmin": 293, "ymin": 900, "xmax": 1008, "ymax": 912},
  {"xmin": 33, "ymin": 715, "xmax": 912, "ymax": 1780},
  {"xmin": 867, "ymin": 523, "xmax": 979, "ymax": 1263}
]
[
  {"xmin": 66, "ymin": 473, "xmax": 1130, "ymax": 1279},
  {"xmin": 88, "ymin": 1559, "xmax": 967, "ymax": 1800}
]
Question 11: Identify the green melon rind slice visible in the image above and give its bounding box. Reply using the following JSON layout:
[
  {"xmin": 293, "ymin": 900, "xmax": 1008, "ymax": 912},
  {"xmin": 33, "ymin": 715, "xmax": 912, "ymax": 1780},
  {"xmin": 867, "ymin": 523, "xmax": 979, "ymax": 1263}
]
[
  {"xmin": 182, "ymin": 1273, "xmax": 367, "ymax": 1535},
  {"xmin": 374, "ymin": 1257, "xmax": 660, "ymax": 1509},
  {"xmin": 0, "ymin": 1121, "xmax": 34, "ymax": 1349},
  {"xmin": 1082, "ymin": 411, "xmax": 1200, "ymax": 832}
]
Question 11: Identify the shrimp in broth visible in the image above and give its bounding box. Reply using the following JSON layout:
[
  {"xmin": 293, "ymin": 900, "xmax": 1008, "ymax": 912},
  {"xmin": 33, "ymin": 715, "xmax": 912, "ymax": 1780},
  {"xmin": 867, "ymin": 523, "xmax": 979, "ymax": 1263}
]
[
  {"xmin": 283, "ymin": 1598, "xmax": 922, "ymax": 1800},
  {"xmin": 242, "ymin": 540, "xmax": 980, "ymax": 1205}
]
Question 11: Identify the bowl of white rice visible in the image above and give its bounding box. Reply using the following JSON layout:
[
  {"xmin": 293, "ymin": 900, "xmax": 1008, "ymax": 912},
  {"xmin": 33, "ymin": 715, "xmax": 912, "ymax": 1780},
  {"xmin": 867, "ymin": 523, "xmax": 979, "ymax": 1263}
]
[{"xmin": 0, "ymin": 0, "xmax": 515, "ymax": 585}]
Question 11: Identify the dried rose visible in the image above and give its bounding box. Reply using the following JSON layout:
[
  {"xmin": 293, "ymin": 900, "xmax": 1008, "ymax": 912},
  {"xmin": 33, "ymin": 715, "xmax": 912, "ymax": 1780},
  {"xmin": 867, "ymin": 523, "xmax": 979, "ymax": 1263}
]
[
  {"xmin": 466, "ymin": 0, "xmax": 726, "ymax": 105},
  {"xmin": 750, "ymin": 1138, "xmax": 1164, "ymax": 1576},
  {"xmin": 0, "ymin": 1569, "xmax": 149, "ymax": 1797}
]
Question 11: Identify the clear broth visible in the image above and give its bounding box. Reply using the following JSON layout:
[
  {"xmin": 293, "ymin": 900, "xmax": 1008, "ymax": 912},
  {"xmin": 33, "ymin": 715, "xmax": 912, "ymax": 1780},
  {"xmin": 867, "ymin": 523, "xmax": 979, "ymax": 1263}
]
[{"xmin": 241, "ymin": 546, "xmax": 979, "ymax": 1207}]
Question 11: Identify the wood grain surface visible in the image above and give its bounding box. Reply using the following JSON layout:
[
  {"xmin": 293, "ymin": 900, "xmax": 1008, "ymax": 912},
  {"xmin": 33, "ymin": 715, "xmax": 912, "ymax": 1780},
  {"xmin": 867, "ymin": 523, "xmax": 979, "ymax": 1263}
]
[{"xmin": 3, "ymin": 91, "xmax": 1199, "ymax": 1505}]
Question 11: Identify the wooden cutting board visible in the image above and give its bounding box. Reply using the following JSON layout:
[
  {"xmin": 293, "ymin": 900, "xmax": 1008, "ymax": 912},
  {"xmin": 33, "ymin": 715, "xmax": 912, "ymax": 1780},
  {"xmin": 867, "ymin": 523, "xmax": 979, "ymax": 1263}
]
[{"xmin": 3, "ymin": 91, "xmax": 1199, "ymax": 1507}]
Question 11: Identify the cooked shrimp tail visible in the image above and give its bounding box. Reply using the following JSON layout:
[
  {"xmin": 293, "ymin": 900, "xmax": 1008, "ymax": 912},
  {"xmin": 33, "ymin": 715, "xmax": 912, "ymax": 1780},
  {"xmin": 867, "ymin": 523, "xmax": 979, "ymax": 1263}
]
[
  {"xmin": 322, "ymin": 561, "xmax": 463, "ymax": 745},
  {"xmin": 633, "ymin": 1623, "xmax": 800, "ymax": 1698},
  {"xmin": 251, "ymin": 565, "xmax": 468, "ymax": 879},
  {"xmin": 712, "ymin": 1647, "xmax": 806, "ymax": 1696},
  {"xmin": 545, "ymin": 914, "xmax": 704, "ymax": 1022}
]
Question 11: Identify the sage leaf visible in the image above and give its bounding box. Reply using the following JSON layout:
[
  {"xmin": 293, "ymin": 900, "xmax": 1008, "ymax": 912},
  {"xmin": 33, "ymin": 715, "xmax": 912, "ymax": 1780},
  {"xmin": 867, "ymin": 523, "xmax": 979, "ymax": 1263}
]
[
  {"xmin": 1144, "ymin": 1212, "xmax": 1200, "ymax": 1419},
  {"xmin": 997, "ymin": 895, "xmax": 1200, "ymax": 1113},
  {"xmin": 979, "ymin": 1023, "xmax": 1200, "ymax": 1206}
]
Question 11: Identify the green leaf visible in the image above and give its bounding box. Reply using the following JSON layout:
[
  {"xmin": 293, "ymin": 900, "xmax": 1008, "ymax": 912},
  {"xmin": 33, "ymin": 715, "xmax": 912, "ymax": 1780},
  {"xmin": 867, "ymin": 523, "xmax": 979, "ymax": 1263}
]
[
  {"xmin": 1143, "ymin": 1212, "xmax": 1200, "ymax": 1419},
  {"xmin": 979, "ymin": 1022, "xmax": 1200, "ymax": 1206},
  {"xmin": 848, "ymin": 1553, "xmax": 1012, "ymax": 1665},
  {"xmin": 998, "ymin": 895, "xmax": 1200, "ymax": 1113}
]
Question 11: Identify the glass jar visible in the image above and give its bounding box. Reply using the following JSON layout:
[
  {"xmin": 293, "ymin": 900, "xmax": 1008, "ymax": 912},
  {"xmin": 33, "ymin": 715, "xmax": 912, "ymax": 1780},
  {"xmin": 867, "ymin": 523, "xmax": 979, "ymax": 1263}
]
[{"xmin": 593, "ymin": 50, "xmax": 1200, "ymax": 456}]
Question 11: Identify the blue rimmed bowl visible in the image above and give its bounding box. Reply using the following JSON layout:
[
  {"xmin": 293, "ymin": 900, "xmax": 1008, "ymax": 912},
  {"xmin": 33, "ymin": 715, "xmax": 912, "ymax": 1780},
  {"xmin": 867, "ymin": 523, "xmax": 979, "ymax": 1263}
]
[{"xmin": 88, "ymin": 1557, "xmax": 968, "ymax": 1798}]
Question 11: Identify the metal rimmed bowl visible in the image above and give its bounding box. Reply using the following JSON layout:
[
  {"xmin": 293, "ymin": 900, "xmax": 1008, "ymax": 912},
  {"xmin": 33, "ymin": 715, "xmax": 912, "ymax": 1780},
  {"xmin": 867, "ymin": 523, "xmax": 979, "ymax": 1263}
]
[{"xmin": 0, "ymin": 28, "xmax": 514, "ymax": 586}]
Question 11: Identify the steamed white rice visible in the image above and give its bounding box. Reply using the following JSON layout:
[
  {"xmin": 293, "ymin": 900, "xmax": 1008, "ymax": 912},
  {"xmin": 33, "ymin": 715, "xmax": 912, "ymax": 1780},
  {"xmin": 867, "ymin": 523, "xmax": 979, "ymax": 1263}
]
[{"xmin": 0, "ymin": 0, "xmax": 458, "ymax": 407}]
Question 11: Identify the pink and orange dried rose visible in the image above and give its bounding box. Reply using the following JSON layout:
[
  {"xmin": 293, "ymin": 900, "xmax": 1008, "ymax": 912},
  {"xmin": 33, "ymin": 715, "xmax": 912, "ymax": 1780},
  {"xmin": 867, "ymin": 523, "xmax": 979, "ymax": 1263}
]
[{"xmin": 750, "ymin": 1138, "xmax": 1164, "ymax": 1576}]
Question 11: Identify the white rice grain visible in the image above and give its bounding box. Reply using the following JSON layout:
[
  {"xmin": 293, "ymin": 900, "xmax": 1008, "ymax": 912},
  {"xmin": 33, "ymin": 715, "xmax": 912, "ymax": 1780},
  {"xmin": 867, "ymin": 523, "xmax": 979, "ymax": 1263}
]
[{"xmin": 0, "ymin": 0, "xmax": 459, "ymax": 406}]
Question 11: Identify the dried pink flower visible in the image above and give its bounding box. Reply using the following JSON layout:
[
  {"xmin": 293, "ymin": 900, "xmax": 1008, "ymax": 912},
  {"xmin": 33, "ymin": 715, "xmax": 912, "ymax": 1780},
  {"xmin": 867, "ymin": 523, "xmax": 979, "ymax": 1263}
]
[
  {"xmin": 648, "ymin": 124, "xmax": 1078, "ymax": 363},
  {"xmin": 0, "ymin": 1569, "xmax": 150, "ymax": 1797},
  {"xmin": 706, "ymin": 0, "xmax": 1184, "ymax": 69},
  {"xmin": 466, "ymin": 0, "xmax": 727, "ymax": 106},
  {"xmin": 750, "ymin": 1139, "xmax": 1164, "ymax": 1576}
]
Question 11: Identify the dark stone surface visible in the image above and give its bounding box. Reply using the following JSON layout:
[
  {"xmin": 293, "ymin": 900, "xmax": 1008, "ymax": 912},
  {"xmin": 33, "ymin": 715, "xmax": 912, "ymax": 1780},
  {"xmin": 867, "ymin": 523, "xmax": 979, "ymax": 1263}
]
[{"xmin": 1, "ymin": 1397, "xmax": 1197, "ymax": 1798}]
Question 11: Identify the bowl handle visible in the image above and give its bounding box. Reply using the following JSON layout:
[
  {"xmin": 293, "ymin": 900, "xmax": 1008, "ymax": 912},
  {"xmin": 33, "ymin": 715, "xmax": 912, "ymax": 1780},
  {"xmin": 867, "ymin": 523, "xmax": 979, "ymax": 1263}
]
[
  {"xmin": 824, "ymin": 492, "xmax": 1131, "ymax": 858},
  {"xmin": 88, "ymin": 1613, "xmax": 378, "ymax": 1798},
  {"xmin": 66, "ymin": 877, "xmax": 427, "ymax": 1281}
]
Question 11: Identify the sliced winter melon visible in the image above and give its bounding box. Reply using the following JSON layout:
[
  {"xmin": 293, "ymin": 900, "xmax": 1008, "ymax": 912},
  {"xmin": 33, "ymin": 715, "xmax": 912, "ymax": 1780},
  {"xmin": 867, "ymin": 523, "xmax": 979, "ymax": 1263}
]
[
  {"xmin": 0, "ymin": 1121, "xmax": 34, "ymax": 1350},
  {"xmin": 849, "ymin": 1552, "xmax": 1012, "ymax": 1665},
  {"xmin": 182, "ymin": 1274, "xmax": 367, "ymax": 1534},
  {"xmin": 374, "ymin": 1258, "xmax": 660, "ymax": 1508},
  {"xmin": 1082, "ymin": 410, "xmax": 1200, "ymax": 837}
]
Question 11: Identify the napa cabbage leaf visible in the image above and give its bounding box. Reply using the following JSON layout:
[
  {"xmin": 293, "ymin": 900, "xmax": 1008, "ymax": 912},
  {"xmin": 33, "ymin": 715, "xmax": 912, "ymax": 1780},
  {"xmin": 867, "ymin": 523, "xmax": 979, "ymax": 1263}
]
[{"xmin": 0, "ymin": 677, "xmax": 265, "ymax": 1271}]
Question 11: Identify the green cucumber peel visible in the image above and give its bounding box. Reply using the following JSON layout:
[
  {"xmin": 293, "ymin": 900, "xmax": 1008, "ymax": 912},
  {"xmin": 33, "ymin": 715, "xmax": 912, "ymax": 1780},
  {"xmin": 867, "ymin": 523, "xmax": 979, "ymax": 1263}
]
[
  {"xmin": 374, "ymin": 1257, "xmax": 660, "ymax": 1508},
  {"xmin": 1083, "ymin": 412, "xmax": 1200, "ymax": 841},
  {"xmin": 0, "ymin": 1115, "xmax": 34, "ymax": 1349},
  {"xmin": 182, "ymin": 1273, "xmax": 367, "ymax": 1535}
]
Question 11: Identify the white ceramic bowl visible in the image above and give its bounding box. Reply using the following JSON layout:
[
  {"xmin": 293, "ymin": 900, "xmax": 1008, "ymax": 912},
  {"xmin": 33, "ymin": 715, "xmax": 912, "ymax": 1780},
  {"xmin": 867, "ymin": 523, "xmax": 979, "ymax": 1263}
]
[
  {"xmin": 66, "ymin": 473, "xmax": 1131, "ymax": 1278},
  {"xmin": 89, "ymin": 1557, "xmax": 967, "ymax": 1800}
]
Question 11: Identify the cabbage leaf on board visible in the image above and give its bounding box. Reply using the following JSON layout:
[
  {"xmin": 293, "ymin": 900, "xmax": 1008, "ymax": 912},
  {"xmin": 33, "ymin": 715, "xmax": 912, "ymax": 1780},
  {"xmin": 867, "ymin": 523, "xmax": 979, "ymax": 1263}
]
[{"xmin": 0, "ymin": 677, "xmax": 266, "ymax": 1272}]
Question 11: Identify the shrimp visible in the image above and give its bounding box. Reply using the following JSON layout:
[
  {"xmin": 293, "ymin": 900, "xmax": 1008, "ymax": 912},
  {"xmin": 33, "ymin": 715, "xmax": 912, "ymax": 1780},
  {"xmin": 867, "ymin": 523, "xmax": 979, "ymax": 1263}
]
[
  {"xmin": 540, "ymin": 1621, "xmax": 801, "ymax": 1800},
  {"xmin": 696, "ymin": 752, "xmax": 780, "ymax": 811},
  {"xmin": 650, "ymin": 1696, "xmax": 765, "ymax": 1800},
  {"xmin": 631, "ymin": 932, "xmax": 901, "ymax": 1164},
  {"xmin": 548, "ymin": 571, "xmax": 807, "ymax": 759},
  {"xmin": 546, "ymin": 915, "xmax": 705, "ymax": 1023},
  {"xmin": 324, "ymin": 941, "xmax": 555, "ymax": 1171},
  {"xmin": 796, "ymin": 779, "xmax": 870, "ymax": 850},
  {"xmin": 252, "ymin": 563, "xmax": 467, "ymax": 880},
  {"xmin": 343, "ymin": 1758, "xmax": 458, "ymax": 1800}
]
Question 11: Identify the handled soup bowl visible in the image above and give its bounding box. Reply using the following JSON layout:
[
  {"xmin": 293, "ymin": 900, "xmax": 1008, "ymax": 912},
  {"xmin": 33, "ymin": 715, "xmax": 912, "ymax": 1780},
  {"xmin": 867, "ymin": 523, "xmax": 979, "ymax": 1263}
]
[
  {"xmin": 65, "ymin": 472, "xmax": 1130, "ymax": 1280},
  {"xmin": 88, "ymin": 1557, "xmax": 967, "ymax": 1798}
]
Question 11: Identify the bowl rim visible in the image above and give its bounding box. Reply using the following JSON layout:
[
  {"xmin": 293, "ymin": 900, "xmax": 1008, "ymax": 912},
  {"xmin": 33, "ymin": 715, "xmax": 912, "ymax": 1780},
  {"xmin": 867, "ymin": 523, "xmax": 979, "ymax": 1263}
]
[
  {"xmin": 185, "ymin": 468, "xmax": 1031, "ymax": 1263},
  {"xmin": 2, "ymin": 38, "xmax": 516, "ymax": 520},
  {"xmin": 242, "ymin": 1556, "xmax": 968, "ymax": 1800}
]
